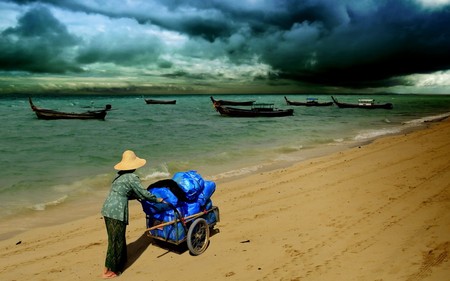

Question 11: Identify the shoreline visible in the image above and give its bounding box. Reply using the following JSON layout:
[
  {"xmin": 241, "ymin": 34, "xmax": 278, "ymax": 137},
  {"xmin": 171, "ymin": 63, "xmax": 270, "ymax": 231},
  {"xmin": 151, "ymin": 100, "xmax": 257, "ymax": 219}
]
[{"xmin": 1, "ymin": 117, "xmax": 449, "ymax": 280}]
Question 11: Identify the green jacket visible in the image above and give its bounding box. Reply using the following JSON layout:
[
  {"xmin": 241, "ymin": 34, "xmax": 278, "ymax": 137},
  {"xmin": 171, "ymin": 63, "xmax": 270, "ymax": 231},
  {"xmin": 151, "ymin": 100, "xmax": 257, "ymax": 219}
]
[{"xmin": 101, "ymin": 172, "xmax": 158, "ymax": 224}]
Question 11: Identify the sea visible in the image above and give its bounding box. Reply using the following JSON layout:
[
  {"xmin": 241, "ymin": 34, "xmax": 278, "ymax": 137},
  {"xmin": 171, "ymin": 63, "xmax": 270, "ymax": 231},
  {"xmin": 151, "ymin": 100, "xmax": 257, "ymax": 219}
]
[{"xmin": 1, "ymin": 93, "xmax": 450, "ymax": 239}]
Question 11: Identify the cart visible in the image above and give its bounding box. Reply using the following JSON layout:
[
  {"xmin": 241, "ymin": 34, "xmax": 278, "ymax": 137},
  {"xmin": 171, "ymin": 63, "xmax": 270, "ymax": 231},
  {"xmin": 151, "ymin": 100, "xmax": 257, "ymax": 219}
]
[{"xmin": 143, "ymin": 202, "xmax": 220, "ymax": 255}]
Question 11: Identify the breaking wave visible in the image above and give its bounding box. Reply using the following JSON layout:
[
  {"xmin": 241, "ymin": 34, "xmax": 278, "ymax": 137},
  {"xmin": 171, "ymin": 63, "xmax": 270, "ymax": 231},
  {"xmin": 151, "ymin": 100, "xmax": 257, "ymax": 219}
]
[{"xmin": 30, "ymin": 195, "xmax": 69, "ymax": 211}]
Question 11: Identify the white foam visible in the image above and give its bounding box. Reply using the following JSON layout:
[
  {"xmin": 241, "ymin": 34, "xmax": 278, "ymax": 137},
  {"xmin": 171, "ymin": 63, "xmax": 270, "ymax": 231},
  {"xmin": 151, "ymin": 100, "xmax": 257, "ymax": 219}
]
[
  {"xmin": 211, "ymin": 164, "xmax": 264, "ymax": 181},
  {"xmin": 353, "ymin": 112, "xmax": 450, "ymax": 142},
  {"xmin": 141, "ymin": 163, "xmax": 172, "ymax": 180},
  {"xmin": 30, "ymin": 195, "xmax": 68, "ymax": 211},
  {"xmin": 402, "ymin": 112, "xmax": 450, "ymax": 125},
  {"xmin": 353, "ymin": 127, "xmax": 403, "ymax": 141},
  {"xmin": 142, "ymin": 171, "xmax": 171, "ymax": 180}
]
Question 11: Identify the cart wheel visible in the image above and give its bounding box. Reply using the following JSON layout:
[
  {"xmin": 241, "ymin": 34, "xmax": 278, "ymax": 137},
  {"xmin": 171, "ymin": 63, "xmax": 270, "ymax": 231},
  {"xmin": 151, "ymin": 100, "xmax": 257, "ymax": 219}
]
[{"xmin": 187, "ymin": 218, "xmax": 210, "ymax": 255}]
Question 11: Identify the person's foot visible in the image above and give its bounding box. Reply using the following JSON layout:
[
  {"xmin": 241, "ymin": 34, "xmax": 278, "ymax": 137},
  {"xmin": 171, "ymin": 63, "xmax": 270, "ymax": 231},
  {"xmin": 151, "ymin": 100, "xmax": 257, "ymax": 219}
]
[{"xmin": 101, "ymin": 270, "xmax": 118, "ymax": 279}]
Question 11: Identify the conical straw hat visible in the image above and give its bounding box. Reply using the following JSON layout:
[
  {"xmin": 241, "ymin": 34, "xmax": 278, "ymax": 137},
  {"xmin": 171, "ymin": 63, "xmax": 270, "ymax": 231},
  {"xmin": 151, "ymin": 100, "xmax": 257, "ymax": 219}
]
[{"xmin": 114, "ymin": 150, "xmax": 146, "ymax": 171}]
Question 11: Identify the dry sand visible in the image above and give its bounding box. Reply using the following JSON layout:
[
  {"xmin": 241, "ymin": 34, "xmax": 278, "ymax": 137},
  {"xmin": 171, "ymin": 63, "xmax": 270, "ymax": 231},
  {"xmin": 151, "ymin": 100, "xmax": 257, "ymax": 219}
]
[{"xmin": 1, "ymin": 118, "xmax": 449, "ymax": 281}]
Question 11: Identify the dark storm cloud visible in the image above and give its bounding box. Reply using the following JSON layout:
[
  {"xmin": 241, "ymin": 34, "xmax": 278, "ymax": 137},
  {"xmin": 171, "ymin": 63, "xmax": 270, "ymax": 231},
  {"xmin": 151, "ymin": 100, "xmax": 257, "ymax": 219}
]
[
  {"xmin": 206, "ymin": 0, "xmax": 450, "ymax": 88},
  {"xmin": 286, "ymin": 1, "xmax": 450, "ymax": 88},
  {"xmin": 0, "ymin": 5, "xmax": 81, "ymax": 73},
  {"xmin": 2, "ymin": 0, "xmax": 450, "ymax": 89}
]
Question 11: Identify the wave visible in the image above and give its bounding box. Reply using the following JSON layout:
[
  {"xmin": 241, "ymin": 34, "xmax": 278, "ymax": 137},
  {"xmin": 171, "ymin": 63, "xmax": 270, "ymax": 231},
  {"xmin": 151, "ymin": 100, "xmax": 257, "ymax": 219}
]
[
  {"xmin": 211, "ymin": 164, "xmax": 265, "ymax": 181},
  {"xmin": 141, "ymin": 162, "xmax": 176, "ymax": 181},
  {"xmin": 275, "ymin": 145, "xmax": 303, "ymax": 153},
  {"xmin": 402, "ymin": 112, "xmax": 450, "ymax": 125},
  {"xmin": 29, "ymin": 195, "xmax": 69, "ymax": 211},
  {"xmin": 142, "ymin": 170, "xmax": 171, "ymax": 181},
  {"xmin": 353, "ymin": 112, "xmax": 450, "ymax": 142},
  {"xmin": 353, "ymin": 127, "xmax": 403, "ymax": 141}
]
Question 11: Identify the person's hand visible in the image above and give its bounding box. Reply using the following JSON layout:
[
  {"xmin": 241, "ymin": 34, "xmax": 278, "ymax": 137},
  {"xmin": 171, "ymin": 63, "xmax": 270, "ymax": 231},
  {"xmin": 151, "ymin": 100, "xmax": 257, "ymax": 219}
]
[{"xmin": 158, "ymin": 198, "xmax": 165, "ymax": 203}]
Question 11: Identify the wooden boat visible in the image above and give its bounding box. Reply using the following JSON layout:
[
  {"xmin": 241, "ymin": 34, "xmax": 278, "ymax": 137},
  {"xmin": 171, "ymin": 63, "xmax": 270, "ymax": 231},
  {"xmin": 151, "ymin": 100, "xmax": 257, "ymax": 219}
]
[
  {"xmin": 213, "ymin": 103, "xmax": 294, "ymax": 117},
  {"xmin": 144, "ymin": 98, "xmax": 176, "ymax": 104},
  {"xmin": 210, "ymin": 96, "xmax": 255, "ymax": 106},
  {"xmin": 284, "ymin": 96, "xmax": 333, "ymax": 107},
  {"xmin": 331, "ymin": 96, "xmax": 393, "ymax": 109},
  {"xmin": 29, "ymin": 97, "xmax": 111, "ymax": 120}
]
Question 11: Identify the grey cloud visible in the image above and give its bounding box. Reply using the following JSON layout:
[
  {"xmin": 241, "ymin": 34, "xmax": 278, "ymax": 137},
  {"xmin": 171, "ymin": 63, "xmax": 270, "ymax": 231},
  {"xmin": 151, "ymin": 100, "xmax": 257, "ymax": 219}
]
[
  {"xmin": 230, "ymin": 0, "xmax": 450, "ymax": 87},
  {"xmin": 298, "ymin": 1, "xmax": 450, "ymax": 87},
  {"xmin": 150, "ymin": 0, "xmax": 450, "ymax": 87},
  {"xmin": 76, "ymin": 34, "xmax": 164, "ymax": 66},
  {"xmin": 0, "ymin": 5, "xmax": 82, "ymax": 73},
  {"xmin": 3, "ymin": 0, "xmax": 450, "ymax": 89}
]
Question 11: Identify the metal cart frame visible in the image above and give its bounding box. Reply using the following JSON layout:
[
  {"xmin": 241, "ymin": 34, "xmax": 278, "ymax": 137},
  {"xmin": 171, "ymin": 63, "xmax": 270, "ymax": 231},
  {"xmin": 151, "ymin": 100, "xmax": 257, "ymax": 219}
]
[{"xmin": 145, "ymin": 205, "xmax": 220, "ymax": 255}]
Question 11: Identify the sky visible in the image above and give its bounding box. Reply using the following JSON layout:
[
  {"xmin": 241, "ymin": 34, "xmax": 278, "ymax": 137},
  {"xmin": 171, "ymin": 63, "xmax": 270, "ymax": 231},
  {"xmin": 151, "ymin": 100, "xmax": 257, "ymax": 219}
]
[{"xmin": 0, "ymin": 0, "xmax": 450, "ymax": 95}]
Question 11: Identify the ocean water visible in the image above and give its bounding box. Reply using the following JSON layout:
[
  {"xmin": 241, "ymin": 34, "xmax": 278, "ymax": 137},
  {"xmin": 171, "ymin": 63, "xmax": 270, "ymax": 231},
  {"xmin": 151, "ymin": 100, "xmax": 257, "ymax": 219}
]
[{"xmin": 1, "ymin": 93, "xmax": 450, "ymax": 239}]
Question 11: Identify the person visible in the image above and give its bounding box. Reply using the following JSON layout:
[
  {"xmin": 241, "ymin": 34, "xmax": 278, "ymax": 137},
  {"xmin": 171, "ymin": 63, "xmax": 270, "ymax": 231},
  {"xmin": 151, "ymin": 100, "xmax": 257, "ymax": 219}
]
[{"xmin": 101, "ymin": 150, "xmax": 164, "ymax": 279}]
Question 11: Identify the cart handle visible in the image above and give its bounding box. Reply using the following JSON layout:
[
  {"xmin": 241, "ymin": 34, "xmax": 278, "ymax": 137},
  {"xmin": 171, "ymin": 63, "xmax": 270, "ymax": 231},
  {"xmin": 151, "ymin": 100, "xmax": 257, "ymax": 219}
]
[{"xmin": 144, "ymin": 207, "xmax": 217, "ymax": 232}]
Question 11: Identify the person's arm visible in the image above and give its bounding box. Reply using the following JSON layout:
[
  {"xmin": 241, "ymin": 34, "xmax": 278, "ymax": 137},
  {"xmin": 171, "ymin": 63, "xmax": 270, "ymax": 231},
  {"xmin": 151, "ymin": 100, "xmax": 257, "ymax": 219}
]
[{"xmin": 129, "ymin": 174, "xmax": 163, "ymax": 203}]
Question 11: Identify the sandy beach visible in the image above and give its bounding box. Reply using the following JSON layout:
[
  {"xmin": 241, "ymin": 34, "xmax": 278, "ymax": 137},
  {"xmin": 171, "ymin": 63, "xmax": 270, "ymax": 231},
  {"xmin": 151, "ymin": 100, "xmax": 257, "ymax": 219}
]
[{"xmin": 1, "ymin": 118, "xmax": 449, "ymax": 281}]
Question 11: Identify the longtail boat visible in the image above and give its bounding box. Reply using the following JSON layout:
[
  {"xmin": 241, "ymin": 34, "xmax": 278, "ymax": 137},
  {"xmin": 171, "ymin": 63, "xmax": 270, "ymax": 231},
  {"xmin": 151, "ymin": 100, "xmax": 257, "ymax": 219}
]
[
  {"xmin": 210, "ymin": 96, "xmax": 255, "ymax": 106},
  {"xmin": 144, "ymin": 98, "xmax": 176, "ymax": 104},
  {"xmin": 29, "ymin": 97, "xmax": 111, "ymax": 120},
  {"xmin": 213, "ymin": 103, "xmax": 293, "ymax": 117},
  {"xmin": 331, "ymin": 96, "xmax": 393, "ymax": 109},
  {"xmin": 284, "ymin": 96, "xmax": 333, "ymax": 107}
]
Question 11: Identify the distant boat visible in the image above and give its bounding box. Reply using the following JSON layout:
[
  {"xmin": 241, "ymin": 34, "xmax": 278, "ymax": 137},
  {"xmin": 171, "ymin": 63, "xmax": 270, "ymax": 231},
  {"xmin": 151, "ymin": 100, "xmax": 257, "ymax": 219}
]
[
  {"xmin": 210, "ymin": 96, "xmax": 255, "ymax": 106},
  {"xmin": 331, "ymin": 96, "xmax": 393, "ymax": 109},
  {"xmin": 144, "ymin": 98, "xmax": 176, "ymax": 104},
  {"xmin": 284, "ymin": 96, "xmax": 333, "ymax": 107},
  {"xmin": 29, "ymin": 97, "xmax": 111, "ymax": 120},
  {"xmin": 213, "ymin": 103, "xmax": 294, "ymax": 117}
]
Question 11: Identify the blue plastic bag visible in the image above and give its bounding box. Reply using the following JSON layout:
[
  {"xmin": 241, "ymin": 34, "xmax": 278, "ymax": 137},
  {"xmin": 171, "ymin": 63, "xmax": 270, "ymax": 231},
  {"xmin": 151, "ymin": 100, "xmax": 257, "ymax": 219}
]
[
  {"xmin": 197, "ymin": 180, "xmax": 216, "ymax": 206},
  {"xmin": 172, "ymin": 170, "xmax": 204, "ymax": 201},
  {"xmin": 181, "ymin": 201, "xmax": 201, "ymax": 216},
  {"xmin": 146, "ymin": 208, "xmax": 186, "ymax": 241},
  {"xmin": 149, "ymin": 187, "xmax": 179, "ymax": 206}
]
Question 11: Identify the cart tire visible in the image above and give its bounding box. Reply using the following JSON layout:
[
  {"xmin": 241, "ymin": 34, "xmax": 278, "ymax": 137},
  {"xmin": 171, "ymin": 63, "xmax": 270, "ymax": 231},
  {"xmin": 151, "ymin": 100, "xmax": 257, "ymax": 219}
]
[{"xmin": 187, "ymin": 218, "xmax": 210, "ymax": 255}]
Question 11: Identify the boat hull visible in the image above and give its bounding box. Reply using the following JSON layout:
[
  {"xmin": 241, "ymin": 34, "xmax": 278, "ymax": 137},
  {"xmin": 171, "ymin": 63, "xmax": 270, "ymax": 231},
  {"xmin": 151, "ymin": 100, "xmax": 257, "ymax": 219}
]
[
  {"xmin": 210, "ymin": 96, "xmax": 255, "ymax": 106},
  {"xmin": 29, "ymin": 98, "xmax": 109, "ymax": 120},
  {"xmin": 284, "ymin": 96, "xmax": 333, "ymax": 107},
  {"xmin": 215, "ymin": 105, "xmax": 294, "ymax": 117},
  {"xmin": 145, "ymin": 99, "xmax": 176, "ymax": 104},
  {"xmin": 33, "ymin": 110, "xmax": 107, "ymax": 120},
  {"xmin": 331, "ymin": 96, "xmax": 393, "ymax": 109}
]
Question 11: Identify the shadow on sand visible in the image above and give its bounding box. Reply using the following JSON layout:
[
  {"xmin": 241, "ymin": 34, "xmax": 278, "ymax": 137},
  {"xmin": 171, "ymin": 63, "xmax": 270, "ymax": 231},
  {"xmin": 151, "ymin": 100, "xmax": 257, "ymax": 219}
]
[
  {"xmin": 124, "ymin": 227, "xmax": 221, "ymax": 270},
  {"xmin": 124, "ymin": 233, "xmax": 152, "ymax": 271}
]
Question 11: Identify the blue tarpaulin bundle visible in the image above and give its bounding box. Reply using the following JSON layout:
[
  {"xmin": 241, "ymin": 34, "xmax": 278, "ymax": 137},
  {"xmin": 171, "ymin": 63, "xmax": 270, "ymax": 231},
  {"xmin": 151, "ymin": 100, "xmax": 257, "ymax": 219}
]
[
  {"xmin": 141, "ymin": 170, "xmax": 217, "ymax": 242},
  {"xmin": 172, "ymin": 170, "xmax": 205, "ymax": 201}
]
